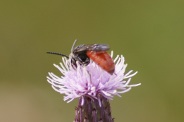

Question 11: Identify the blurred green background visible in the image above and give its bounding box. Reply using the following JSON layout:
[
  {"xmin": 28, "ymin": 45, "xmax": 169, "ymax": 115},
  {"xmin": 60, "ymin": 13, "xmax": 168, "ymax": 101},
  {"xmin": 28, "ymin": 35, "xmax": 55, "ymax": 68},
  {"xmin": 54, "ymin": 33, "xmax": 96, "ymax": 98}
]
[{"xmin": 0, "ymin": 0, "xmax": 184, "ymax": 122}]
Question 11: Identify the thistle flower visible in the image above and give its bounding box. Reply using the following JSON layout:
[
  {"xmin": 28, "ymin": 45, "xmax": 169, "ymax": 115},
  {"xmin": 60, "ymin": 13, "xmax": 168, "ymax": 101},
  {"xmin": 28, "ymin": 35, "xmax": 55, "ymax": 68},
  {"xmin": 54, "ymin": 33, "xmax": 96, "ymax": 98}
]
[{"xmin": 47, "ymin": 51, "xmax": 141, "ymax": 122}]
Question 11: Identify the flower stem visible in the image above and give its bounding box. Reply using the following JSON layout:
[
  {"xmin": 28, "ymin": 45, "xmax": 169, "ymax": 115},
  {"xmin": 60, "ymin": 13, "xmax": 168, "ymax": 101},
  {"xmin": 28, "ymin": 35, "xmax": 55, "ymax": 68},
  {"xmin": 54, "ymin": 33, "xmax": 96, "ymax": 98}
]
[{"xmin": 74, "ymin": 95, "xmax": 114, "ymax": 122}]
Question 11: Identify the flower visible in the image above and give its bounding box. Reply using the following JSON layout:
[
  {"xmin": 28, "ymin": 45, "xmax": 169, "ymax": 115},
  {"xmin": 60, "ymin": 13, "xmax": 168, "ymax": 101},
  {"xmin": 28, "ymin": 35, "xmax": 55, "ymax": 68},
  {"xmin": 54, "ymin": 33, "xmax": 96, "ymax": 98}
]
[{"xmin": 47, "ymin": 51, "xmax": 141, "ymax": 104}]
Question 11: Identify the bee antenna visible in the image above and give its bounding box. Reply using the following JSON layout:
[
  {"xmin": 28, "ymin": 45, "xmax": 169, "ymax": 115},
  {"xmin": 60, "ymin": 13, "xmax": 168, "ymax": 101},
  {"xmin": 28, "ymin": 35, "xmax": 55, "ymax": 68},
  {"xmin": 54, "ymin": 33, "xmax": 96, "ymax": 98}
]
[
  {"xmin": 47, "ymin": 52, "xmax": 69, "ymax": 58},
  {"xmin": 71, "ymin": 39, "xmax": 78, "ymax": 52}
]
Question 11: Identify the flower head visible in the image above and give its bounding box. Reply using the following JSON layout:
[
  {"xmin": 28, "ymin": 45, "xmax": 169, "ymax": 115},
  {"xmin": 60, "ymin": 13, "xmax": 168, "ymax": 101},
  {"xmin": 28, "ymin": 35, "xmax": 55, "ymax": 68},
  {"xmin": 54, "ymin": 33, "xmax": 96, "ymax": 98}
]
[{"xmin": 47, "ymin": 51, "xmax": 141, "ymax": 104}]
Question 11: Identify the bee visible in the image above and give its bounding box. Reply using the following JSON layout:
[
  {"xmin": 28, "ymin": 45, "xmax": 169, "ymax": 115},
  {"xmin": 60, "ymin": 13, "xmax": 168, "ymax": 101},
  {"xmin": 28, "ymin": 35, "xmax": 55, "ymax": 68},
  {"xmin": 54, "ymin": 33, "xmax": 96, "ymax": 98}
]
[{"xmin": 47, "ymin": 40, "xmax": 115, "ymax": 74}]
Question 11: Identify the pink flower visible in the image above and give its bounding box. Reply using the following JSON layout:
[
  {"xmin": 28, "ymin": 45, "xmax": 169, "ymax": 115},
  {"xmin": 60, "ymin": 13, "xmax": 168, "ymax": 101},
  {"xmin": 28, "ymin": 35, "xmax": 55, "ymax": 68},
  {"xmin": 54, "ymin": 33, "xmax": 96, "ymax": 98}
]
[{"xmin": 47, "ymin": 51, "xmax": 141, "ymax": 104}]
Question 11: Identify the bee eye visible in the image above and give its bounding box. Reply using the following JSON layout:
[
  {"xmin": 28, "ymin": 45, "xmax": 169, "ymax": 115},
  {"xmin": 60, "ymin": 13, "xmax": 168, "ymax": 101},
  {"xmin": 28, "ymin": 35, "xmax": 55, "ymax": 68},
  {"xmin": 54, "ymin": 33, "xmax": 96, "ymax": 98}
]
[
  {"xmin": 71, "ymin": 51, "xmax": 90, "ymax": 67},
  {"xmin": 78, "ymin": 53, "xmax": 88, "ymax": 62}
]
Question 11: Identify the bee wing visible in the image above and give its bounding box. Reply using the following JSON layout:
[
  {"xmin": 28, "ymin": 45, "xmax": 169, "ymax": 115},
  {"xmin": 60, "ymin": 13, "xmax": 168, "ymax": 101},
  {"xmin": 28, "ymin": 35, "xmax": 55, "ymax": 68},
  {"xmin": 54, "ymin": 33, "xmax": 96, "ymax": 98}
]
[
  {"xmin": 87, "ymin": 44, "xmax": 110, "ymax": 51},
  {"xmin": 74, "ymin": 44, "xmax": 110, "ymax": 53}
]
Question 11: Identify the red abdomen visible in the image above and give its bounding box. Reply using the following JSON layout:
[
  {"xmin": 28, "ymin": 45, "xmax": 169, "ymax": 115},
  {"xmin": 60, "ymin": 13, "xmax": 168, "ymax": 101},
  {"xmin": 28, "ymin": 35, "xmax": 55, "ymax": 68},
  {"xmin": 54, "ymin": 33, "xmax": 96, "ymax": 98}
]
[{"xmin": 87, "ymin": 51, "xmax": 115, "ymax": 74}]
